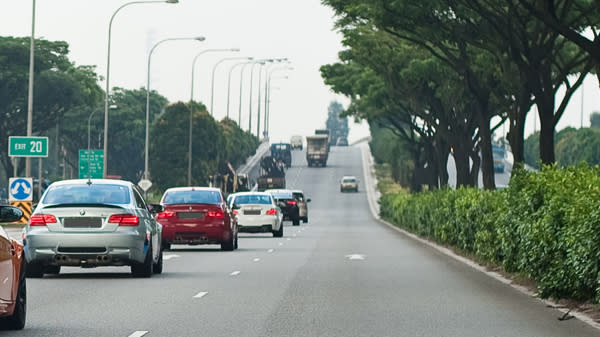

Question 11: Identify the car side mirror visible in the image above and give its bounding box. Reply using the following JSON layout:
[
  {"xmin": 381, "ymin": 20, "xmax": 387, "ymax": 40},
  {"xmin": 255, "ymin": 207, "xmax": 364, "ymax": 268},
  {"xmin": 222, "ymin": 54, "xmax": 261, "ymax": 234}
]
[
  {"xmin": 148, "ymin": 203, "xmax": 164, "ymax": 214},
  {"xmin": 306, "ymin": 198, "xmax": 311, "ymax": 203},
  {"xmin": 0, "ymin": 205, "xmax": 23, "ymax": 222}
]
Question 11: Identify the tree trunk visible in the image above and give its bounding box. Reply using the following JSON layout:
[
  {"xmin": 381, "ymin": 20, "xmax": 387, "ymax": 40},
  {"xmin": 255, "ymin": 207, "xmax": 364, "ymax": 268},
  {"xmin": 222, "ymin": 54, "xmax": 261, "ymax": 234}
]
[
  {"xmin": 536, "ymin": 89, "xmax": 556, "ymax": 165},
  {"xmin": 453, "ymin": 143, "xmax": 472, "ymax": 188},
  {"xmin": 478, "ymin": 116, "xmax": 495, "ymax": 190}
]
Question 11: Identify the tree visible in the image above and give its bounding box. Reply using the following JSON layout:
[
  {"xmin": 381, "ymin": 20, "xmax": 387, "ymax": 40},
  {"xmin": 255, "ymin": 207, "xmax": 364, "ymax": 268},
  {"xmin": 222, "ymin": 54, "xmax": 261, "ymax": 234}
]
[
  {"xmin": 0, "ymin": 36, "xmax": 103, "ymax": 180},
  {"xmin": 325, "ymin": 101, "xmax": 349, "ymax": 145}
]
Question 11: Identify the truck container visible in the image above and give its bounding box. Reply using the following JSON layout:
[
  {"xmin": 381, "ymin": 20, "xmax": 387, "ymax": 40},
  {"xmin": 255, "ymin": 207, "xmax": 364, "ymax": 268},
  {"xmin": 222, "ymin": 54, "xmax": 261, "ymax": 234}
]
[{"xmin": 306, "ymin": 135, "xmax": 329, "ymax": 167}]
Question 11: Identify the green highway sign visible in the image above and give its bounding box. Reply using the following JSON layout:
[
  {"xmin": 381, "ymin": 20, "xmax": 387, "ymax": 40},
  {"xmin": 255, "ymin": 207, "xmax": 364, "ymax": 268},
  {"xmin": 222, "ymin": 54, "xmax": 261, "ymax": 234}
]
[
  {"xmin": 8, "ymin": 136, "xmax": 49, "ymax": 157},
  {"xmin": 79, "ymin": 150, "xmax": 104, "ymax": 179}
]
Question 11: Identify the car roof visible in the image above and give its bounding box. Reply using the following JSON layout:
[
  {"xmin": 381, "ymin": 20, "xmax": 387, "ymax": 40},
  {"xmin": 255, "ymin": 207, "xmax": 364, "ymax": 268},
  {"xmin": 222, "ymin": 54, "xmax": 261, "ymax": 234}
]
[
  {"xmin": 229, "ymin": 191, "xmax": 271, "ymax": 197},
  {"xmin": 163, "ymin": 186, "xmax": 221, "ymax": 193},
  {"xmin": 49, "ymin": 179, "xmax": 132, "ymax": 187},
  {"xmin": 342, "ymin": 176, "xmax": 357, "ymax": 179}
]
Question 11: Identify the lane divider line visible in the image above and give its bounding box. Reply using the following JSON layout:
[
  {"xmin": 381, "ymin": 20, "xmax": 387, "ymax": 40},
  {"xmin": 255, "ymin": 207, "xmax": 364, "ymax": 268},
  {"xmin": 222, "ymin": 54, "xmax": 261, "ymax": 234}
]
[
  {"xmin": 128, "ymin": 331, "xmax": 148, "ymax": 337},
  {"xmin": 193, "ymin": 292, "xmax": 208, "ymax": 299},
  {"xmin": 230, "ymin": 271, "xmax": 241, "ymax": 276},
  {"xmin": 253, "ymin": 258, "xmax": 261, "ymax": 262},
  {"xmin": 278, "ymin": 242, "xmax": 284, "ymax": 246},
  {"xmin": 268, "ymin": 249, "xmax": 274, "ymax": 253}
]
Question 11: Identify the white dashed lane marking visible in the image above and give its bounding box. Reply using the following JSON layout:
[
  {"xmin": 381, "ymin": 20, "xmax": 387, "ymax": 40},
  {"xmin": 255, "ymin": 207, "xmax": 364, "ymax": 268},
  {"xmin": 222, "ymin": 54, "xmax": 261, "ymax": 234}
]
[
  {"xmin": 230, "ymin": 271, "xmax": 241, "ymax": 276},
  {"xmin": 268, "ymin": 249, "xmax": 274, "ymax": 253},
  {"xmin": 163, "ymin": 254, "xmax": 179, "ymax": 260},
  {"xmin": 253, "ymin": 258, "xmax": 261, "ymax": 262},
  {"xmin": 128, "ymin": 331, "xmax": 148, "ymax": 337},
  {"xmin": 193, "ymin": 292, "xmax": 208, "ymax": 299}
]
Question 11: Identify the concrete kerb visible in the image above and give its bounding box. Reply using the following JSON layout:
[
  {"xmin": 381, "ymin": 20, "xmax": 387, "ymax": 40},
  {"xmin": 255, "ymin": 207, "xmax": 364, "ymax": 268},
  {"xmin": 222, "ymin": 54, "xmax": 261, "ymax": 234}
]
[{"xmin": 359, "ymin": 142, "xmax": 600, "ymax": 331}]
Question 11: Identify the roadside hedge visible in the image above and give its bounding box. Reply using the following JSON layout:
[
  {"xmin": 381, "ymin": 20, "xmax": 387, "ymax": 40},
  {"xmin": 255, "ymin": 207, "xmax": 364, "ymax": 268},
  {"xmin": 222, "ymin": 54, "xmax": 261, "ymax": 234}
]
[{"xmin": 380, "ymin": 164, "xmax": 600, "ymax": 302}]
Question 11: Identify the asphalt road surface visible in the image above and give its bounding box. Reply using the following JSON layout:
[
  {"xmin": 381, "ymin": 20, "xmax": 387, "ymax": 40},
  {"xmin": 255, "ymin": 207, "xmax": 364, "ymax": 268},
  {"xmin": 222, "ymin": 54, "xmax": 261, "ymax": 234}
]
[{"xmin": 4, "ymin": 145, "xmax": 599, "ymax": 336}]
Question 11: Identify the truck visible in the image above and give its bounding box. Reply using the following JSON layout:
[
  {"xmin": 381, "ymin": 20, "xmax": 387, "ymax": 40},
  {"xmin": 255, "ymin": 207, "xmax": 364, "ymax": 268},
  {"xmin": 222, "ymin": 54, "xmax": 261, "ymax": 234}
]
[
  {"xmin": 257, "ymin": 155, "xmax": 286, "ymax": 191},
  {"xmin": 314, "ymin": 129, "xmax": 331, "ymax": 151},
  {"xmin": 306, "ymin": 135, "xmax": 329, "ymax": 167}
]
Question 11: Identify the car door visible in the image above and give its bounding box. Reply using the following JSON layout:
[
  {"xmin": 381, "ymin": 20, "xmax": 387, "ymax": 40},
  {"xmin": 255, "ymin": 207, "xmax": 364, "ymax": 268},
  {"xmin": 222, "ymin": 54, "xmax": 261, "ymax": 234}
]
[
  {"xmin": 133, "ymin": 187, "xmax": 159, "ymax": 261},
  {"xmin": 0, "ymin": 227, "xmax": 15, "ymax": 303}
]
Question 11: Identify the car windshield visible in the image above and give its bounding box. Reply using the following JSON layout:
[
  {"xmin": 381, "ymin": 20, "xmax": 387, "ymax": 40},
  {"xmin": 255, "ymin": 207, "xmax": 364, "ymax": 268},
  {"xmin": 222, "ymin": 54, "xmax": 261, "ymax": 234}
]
[
  {"xmin": 233, "ymin": 194, "xmax": 272, "ymax": 205},
  {"xmin": 163, "ymin": 190, "xmax": 221, "ymax": 204},
  {"xmin": 269, "ymin": 191, "xmax": 293, "ymax": 200},
  {"xmin": 42, "ymin": 184, "xmax": 131, "ymax": 205},
  {"xmin": 343, "ymin": 177, "xmax": 356, "ymax": 183},
  {"xmin": 292, "ymin": 192, "xmax": 304, "ymax": 201}
]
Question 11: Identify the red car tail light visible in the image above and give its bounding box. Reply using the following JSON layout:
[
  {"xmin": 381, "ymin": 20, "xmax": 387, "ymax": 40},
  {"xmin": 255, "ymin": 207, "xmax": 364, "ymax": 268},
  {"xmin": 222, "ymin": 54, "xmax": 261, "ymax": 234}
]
[
  {"xmin": 157, "ymin": 210, "xmax": 176, "ymax": 220},
  {"xmin": 286, "ymin": 200, "xmax": 297, "ymax": 206},
  {"xmin": 266, "ymin": 208, "xmax": 277, "ymax": 215},
  {"xmin": 207, "ymin": 210, "xmax": 225, "ymax": 218},
  {"xmin": 232, "ymin": 210, "xmax": 238, "ymax": 215},
  {"xmin": 108, "ymin": 214, "xmax": 139, "ymax": 226},
  {"xmin": 29, "ymin": 214, "xmax": 57, "ymax": 226}
]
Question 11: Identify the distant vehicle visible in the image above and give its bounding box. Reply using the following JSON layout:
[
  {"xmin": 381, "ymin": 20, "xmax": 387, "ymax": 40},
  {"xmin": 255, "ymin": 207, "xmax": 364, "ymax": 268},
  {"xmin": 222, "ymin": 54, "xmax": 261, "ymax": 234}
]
[
  {"xmin": 336, "ymin": 138, "xmax": 349, "ymax": 146},
  {"xmin": 0, "ymin": 205, "xmax": 26, "ymax": 330},
  {"xmin": 257, "ymin": 156, "xmax": 286, "ymax": 191},
  {"xmin": 290, "ymin": 135, "xmax": 303, "ymax": 150},
  {"xmin": 24, "ymin": 179, "xmax": 164, "ymax": 278},
  {"xmin": 306, "ymin": 135, "xmax": 329, "ymax": 167},
  {"xmin": 265, "ymin": 189, "xmax": 301, "ymax": 226},
  {"xmin": 340, "ymin": 176, "xmax": 359, "ymax": 192},
  {"xmin": 492, "ymin": 145, "xmax": 505, "ymax": 173},
  {"xmin": 291, "ymin": 190, "xmax": 311, "ymax": 223},
  {"xmin": 315, "ymin": 129, "xmax": 331, "ymax": 151},
  {"xmin": 270, "ymin": 143, "xmax": 292, "ymax": 167},
  {"xmin": 229, "ymin": 191, "xmax": 283, "ymax": 237},
  {"xmin": 157, "ymin": 187, "xmax": 238, "ymax": 251}
]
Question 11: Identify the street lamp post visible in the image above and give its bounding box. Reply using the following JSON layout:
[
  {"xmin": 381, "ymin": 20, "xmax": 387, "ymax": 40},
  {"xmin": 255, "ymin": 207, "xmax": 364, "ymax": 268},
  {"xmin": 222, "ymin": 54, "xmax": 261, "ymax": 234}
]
[
  {"xmin": 265, "ymin": 65, "xmax": 292, "ymax": 137},
  {"xmin": 226, "ymin": 61, "xmax": 252, "ymax": 119},
  {"xmin": 144, "ymin": 36, "xmax": 205, "ymax": 183},
  {"xmin": 210, "ymin": 56, "xmax": 252, "ymax": 116},
  {"xmin": 103, "ymin": 0, "xmax": 178, "ymax": 179},
  {"xmin": 266, "ymin": 75, "xmax": 289, "ymax": 137},
  {"xmin": 25, "ymin": 0, "xmax": 36, "ymax": 178},
  {"xmin": 188, "ymin": 48, "xmax": 239, "ymax": 185}
]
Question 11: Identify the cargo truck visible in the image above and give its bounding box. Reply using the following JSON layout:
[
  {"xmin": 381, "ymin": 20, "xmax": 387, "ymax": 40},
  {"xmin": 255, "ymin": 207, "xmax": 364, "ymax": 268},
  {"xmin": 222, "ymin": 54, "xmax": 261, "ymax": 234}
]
[
  {"xmin": 257, "ymin": 156, "xmax": 286, "ymax": 190},
  {"xmin": 306, "ymin": 135, "xmax": 329, "ymax": 167}
]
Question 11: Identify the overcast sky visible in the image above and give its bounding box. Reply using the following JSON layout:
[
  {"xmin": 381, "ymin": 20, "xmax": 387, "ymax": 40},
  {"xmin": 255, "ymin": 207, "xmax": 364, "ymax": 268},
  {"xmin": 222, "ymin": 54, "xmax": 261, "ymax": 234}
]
[
  {"xmin": 1, "ymin": 0, "xmax": 369, "ymax": 144},
  {"xmin": 1, "ymin": 1, "xmax": 598, "ymax": 146}
]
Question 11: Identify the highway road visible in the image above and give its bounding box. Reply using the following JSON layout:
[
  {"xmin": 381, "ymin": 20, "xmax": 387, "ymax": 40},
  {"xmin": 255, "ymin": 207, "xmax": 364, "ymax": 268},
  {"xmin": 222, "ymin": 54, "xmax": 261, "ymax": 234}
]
[{"xmin": 4, "ymin": 145, "xmax": 599, "ymax": 336}]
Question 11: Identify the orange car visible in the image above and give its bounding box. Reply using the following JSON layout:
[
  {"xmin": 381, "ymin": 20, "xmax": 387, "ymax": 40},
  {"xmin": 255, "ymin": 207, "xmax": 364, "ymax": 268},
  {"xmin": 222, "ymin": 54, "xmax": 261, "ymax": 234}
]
[{"xmin": 0, "ymin": 205, "xmax": 25, "ymax": 330}]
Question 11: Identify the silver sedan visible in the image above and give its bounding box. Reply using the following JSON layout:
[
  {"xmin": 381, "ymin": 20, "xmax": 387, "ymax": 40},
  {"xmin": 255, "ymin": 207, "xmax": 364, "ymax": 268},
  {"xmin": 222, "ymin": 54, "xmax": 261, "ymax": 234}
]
[{"xmin": 24, "ymin": 179, "xmax": 163, "ymax": 278}]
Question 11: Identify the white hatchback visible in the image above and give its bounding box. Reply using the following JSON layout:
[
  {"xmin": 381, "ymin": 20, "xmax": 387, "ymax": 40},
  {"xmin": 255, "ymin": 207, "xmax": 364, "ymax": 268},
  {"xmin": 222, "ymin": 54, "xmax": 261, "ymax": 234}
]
[{"xmin": 229, "ymin": 192, "xmax": 283, "ymax": 237}]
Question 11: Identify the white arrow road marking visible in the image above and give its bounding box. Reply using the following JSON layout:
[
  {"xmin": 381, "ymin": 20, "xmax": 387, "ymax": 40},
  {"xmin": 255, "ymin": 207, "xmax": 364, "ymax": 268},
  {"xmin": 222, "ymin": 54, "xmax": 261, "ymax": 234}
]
[
  {"xmin": 128, "ymin": 331, "xmax": 148, "ymax": 337},
  {"xmin": 163, "ymin": 254, "xmax": 180, "ymax": 260},
  {"xmin": 267, "ymin": 249, "xmax": 274, "ymax": 253},
  {"xmin": 345, "ymin": 254, "xmax": 366, "ymax": 261},
  {"xmin": 193, "ymin": 292, "xmax": 208, "ymax": 299},
  {"xmin": 253, "ymin": 258, "xmax": 261, "ymax": 262}
]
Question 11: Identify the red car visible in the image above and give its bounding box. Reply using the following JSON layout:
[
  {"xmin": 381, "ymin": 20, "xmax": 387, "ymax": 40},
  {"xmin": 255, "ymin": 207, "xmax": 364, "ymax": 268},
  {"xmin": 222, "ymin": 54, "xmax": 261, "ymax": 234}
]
[
  {"xmin": 0, "ymin": 205, "xmax": 26, "ymax": 330},
  {"xmin": 157, "ymin": 187, "xmax": 238, "ymax": 251}
]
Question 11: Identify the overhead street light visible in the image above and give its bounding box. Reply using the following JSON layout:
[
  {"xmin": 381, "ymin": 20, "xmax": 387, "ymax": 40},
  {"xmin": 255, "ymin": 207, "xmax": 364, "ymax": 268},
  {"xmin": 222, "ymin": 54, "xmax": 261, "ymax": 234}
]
[
  {"xmin": 247, "ymin": 59, "xmax": 272, "ymax": 133},
  {"xmin": 266, "ymin": 75, "xmax": 289, "ymax": 137},
  {"xmin": 265, "ymin": 64, "xmax": 293, "ymax": 137},
  {"xmin": 103, "ymin": 0, "xmax": 178, "ymax": 179},
  {"xmin": 226, "ymin": 61, "xmax": 253, "ymax": 120},
  {"xmin": 144, "ymin": 36, "xmax": 205, "ymax": 184},
  {"xmin": 210, "ymin": 56, "xmax": 253, "ymax": 116},
  {"xmin": 188, "ymin": 48, "xmax": 240, "ymax": 185}
]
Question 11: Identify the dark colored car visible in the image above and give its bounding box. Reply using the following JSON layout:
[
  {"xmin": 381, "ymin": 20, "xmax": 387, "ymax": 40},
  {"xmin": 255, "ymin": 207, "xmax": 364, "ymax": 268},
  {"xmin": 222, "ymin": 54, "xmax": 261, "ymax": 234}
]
[
  {"xmin": 266, "ymin": 189, "xmax": 301, "ymax": 226},
  {"xmin": 270, "ymin": 143, "xmax": 292, "ymax": 168},
  {"xmin": 0, "ymin": 205, "xmax": 26, "ymax": 330},
  {"xmin": 157, "ymin": 187, "xmax": 238, "ymax": 251}
]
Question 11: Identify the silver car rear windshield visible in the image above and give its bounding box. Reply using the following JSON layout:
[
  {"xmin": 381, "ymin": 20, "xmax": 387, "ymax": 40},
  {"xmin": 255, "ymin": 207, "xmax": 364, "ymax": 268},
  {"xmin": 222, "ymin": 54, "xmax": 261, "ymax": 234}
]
[
  {"xmin": 163, "ymin": 190, "xmax": 221, "ymax": 204},
  {"xmin": 42, "ymin": 184, "xmax": 131, "ymax": 205},
  {"xmin": 233, "ymin": 195, "xmax": 272, "ymax": 205}
]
